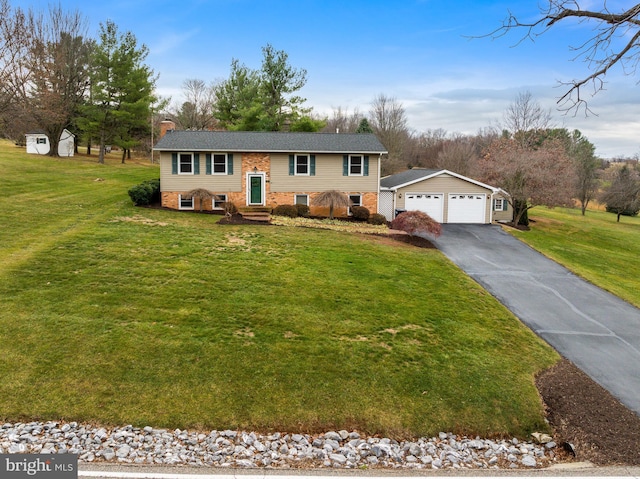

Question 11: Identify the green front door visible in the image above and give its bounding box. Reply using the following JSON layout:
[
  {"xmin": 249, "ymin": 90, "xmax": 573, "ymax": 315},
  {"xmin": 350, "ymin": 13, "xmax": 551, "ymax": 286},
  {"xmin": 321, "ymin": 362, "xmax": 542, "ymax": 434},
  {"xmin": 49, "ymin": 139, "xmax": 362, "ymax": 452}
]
[{"xmin": 250, "ymin": 175, "xmax": 262, "ymax": 205}]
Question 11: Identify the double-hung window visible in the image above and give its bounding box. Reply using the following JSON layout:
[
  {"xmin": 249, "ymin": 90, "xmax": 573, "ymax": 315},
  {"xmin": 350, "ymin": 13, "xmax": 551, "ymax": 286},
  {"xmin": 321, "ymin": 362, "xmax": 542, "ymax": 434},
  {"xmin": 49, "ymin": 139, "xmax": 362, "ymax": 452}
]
[
  {"xmin": 213, "ymin": 153, "xmax": 227, "ymax": 174},
  {"xmin": 349, "ymin": 194, "xmax": 362, "ymax": 215},
  {"xmin": 205, "ymin": 153, "xmax": 233, "ymax": 175},
  {"xmin": 349, "ymin": 155, "xmax": 363, "ymax": 176},
  {"xmin": 494, "ymin": 198, "xmax": 507, "ymax": 211},
  {"xmin": 179, "ymin": 194, "xmax": 194, "ymax": 210},
  {"xmin": 289, "ymin": 154, "xmax": 315, "ymax": 176},
  {"xmin": 343, "ymin": 155, "xmax": 369, "ymax": 176},
  {"xmin": 296, "ymin": 155, "xmax": 309, "ymax": 175},
  {"xmin": 179, "ymin": 153, "xmax": 194, "ymax": 174},
  {"xmin": 213, "ymin": 194, "xmax": 227, "ymax": 209}
]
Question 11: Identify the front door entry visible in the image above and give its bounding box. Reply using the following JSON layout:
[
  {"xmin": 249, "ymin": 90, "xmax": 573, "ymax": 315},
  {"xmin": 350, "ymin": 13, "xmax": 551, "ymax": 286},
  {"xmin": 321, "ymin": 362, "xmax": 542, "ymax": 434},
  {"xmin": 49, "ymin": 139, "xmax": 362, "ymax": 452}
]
[{"xmin": 249, "ymin": 175, "xmax": 263, "ymax": 205}]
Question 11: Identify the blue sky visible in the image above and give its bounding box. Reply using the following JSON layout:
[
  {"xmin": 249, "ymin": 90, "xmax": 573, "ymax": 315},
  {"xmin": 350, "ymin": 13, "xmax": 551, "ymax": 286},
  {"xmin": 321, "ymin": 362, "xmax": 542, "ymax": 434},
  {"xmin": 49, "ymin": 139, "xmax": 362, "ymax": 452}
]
[{"xmin": 15, "ymin": 0, "xmax": 640, "ymax": 157}]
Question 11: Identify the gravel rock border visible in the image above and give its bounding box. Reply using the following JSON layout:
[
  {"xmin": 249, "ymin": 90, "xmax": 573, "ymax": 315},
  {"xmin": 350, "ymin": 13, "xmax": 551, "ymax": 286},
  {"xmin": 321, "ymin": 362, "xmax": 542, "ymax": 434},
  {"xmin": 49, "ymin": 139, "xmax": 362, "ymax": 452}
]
[{"xmin": 0, "ymin": 421, "xmax": 562, "ymax": 470}]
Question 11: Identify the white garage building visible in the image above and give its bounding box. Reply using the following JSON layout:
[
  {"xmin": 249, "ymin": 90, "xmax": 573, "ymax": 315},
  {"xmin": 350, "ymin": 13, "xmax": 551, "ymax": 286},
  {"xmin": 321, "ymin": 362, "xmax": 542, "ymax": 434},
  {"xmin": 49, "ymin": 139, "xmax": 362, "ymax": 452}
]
[{"xmin": 379, "ymin": 168, "xmax": 511, "ymax": 224}]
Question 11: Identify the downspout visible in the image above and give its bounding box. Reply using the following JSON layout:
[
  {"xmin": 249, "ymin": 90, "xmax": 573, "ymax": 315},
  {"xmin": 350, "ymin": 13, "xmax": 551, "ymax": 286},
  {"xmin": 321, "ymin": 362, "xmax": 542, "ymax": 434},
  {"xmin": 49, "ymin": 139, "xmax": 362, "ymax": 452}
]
[
  {"xmin": 377, "ymin": 153, "xmax": 382, "ymax": 214},
  {"xmin": 393, "ymin": 188, "xmax": 397, "ymax": 220},
  {"xmin": 489, "ymin": 191, "xmax": 495, "ymax": 224}
]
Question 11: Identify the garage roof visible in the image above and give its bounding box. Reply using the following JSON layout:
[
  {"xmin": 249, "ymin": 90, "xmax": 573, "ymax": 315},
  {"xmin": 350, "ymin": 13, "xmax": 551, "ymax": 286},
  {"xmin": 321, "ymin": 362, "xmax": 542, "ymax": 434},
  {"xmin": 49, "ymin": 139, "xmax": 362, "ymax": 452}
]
[{"xmin": 380, "ymin": 168, "xmax": 500, "ymax": 192}]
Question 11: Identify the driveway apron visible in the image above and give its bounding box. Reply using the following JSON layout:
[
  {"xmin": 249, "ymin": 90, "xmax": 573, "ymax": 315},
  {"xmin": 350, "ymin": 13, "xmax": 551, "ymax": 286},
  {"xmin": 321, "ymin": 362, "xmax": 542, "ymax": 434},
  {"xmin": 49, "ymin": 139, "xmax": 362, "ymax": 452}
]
[{"xmin": 430, "ymin": 224, "xmax": 640, "ymax": 416}]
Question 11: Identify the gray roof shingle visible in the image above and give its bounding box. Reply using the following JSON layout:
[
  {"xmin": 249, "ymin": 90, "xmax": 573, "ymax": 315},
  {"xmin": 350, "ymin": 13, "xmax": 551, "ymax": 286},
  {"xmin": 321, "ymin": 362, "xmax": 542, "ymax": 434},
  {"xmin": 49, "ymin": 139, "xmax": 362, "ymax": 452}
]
[
  {"xmin": 153, "ymin": 130, "xmax": 387, "ymax": 154},
  {"xmin": 380, "ymin": 168, "xmax": 442, "ymax": 188}
]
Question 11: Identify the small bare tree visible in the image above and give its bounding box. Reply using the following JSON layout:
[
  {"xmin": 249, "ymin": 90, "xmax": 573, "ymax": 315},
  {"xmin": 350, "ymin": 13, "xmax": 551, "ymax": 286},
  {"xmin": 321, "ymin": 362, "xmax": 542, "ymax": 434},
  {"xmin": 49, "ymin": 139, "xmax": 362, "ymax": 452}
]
[
  {"xmin": 311, "ymin": 190, "xmax": 351, "ymax": 220},
  {"xmin": 184, "ymin": 188, "xmax": 215, "ymax": 212}
]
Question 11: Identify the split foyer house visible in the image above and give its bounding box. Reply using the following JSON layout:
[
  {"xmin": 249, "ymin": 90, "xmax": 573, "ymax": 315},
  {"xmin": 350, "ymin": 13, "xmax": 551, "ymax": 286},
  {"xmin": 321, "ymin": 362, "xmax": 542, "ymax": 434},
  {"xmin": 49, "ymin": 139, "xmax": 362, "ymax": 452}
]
[
  {"xmin": 379, "ymin": 168, "xmax": 511, "ymax": 224},
  {"xmin": 153, "ymin": 123, "xmax": 388, "ymax": 216}
]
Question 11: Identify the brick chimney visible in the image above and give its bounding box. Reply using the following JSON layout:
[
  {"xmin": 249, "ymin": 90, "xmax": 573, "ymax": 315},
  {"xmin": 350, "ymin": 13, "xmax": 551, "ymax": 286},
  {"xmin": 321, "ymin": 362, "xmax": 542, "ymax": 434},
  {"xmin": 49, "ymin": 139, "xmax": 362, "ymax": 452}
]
[{"xmin": 159, "ymin": 119, "xmax": 176, "ymax": 138}]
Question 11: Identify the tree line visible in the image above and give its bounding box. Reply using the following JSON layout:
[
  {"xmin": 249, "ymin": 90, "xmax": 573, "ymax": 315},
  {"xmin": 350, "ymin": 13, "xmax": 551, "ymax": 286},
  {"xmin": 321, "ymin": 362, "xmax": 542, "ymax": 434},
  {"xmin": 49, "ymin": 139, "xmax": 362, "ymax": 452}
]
[
  {"xmin": 0, "ymin": 1, "xmax": 158, "ymax": 163},
  {"xmin": 0, "ymin": 0, "xmax": 637, "ymax": 221}
]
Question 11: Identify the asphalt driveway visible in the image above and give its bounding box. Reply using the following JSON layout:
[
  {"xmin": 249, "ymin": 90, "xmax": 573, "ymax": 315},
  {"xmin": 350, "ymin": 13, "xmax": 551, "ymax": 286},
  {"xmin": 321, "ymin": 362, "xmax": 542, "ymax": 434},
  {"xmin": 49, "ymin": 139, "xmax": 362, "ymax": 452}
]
[{"xmin": 430, "ymin": 224, "xmax": 640, "ymax": 416}]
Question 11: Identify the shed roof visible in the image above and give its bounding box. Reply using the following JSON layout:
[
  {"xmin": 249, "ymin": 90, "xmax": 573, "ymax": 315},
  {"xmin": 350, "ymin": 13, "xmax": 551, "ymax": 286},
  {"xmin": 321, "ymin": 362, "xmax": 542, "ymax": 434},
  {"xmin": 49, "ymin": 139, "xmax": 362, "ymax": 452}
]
[
  {"xmin": 25, "ymin": 128, "xmax": 75, "ymax": 138},
  {"xmin": 153, "ymin": 130, "xmax": 387, "ymax": 154}
]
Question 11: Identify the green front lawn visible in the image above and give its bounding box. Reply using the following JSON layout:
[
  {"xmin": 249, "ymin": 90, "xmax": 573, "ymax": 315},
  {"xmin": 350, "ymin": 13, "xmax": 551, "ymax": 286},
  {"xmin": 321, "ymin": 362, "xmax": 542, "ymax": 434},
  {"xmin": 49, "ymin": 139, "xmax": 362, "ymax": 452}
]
[
  {"xmin": 511, "ymin": 207, "xmax": 640, "ymax": 308},
  {"xmin": 0, "ymin": 142, "xmax": 557, "ymax": 438}
]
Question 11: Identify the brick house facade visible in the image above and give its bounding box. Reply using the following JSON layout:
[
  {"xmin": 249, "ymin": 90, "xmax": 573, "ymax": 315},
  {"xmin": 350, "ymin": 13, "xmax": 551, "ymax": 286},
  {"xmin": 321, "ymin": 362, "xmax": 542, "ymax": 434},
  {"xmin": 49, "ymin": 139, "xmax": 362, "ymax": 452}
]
[{"xmin": 154, "ymin": 127, "xmax": 387, "ymax": 217}]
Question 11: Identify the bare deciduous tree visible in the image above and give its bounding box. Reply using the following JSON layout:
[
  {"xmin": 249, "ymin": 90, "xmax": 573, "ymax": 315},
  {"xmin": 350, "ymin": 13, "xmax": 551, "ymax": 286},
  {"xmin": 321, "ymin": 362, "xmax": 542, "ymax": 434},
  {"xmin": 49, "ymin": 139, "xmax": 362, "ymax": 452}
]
[
  {"xmin": 478, "ymin": 137, "xmax": 576, "ymax": 226},
  {"xmin": 488, "ymin": 2, "xmax": 640, "ymax": 112},
  {"xmin": 0, "ymin": 0, "xmax": 29, "ymax": 112},
  {"xmin": 503, "ymin": 91, "xmax": 552, "ymax": 149},
  {"xmin": 12, "ymin": 4, "xmax": 90, "ymax": 156},
  {"xmin": 175, "ymin": 79, "xmax": 218, "ymax": 130},
  {"xmin": 436, "ymin": 136, "xmax": 478, "ymax": 176},
  {"xmin": 322, "ymin": 106, "xmax": 363, "ymax": 133},
  {"xmin": 600, "ymin": 165, "xmax": 640, "ymax": 222},
  {"xmin": 369, "ymin": 94, "xmax": 410, "ymax": 174},
  {"xmin": 406, "ymin": 128, "xmax": 448, "ymax": 169},
  {"xmin": 0, "ymin": 1, "xmax": 90, "ymax": 155}
]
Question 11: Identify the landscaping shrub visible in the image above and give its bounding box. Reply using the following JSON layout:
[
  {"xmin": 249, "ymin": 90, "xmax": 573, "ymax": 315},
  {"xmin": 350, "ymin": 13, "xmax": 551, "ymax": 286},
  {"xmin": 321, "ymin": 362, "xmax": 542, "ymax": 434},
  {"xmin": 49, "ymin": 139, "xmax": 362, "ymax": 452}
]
[
  {"xmin": 368, "ymin": 213, "xmax": 387, "ymax": 225},
  {"xmin": 144, "ymin": 178, "xmax": 161, "ymax": 203},
  {"xmin": 273, "ymin": 204, "xmax": 299, "ymax": 218},
  {"xmin": 128, "ymin": 184, "xmax": 151, "ymax": 205},
  {"xmin": 605, "ymin": 204, "xmax": 639, "ymax": 217},
  {"xmin": 128, "ymin": 178, "xmax": 160, "ymax": 206},
  {"xmin": 351, "ymin": 206, "xmax": 370, "ymax": 221},
  {"xmin": 391, "ymin": 210, "xmax": 442, "ymax": 237},
  {"xmin": 296, "ymin": 203, "xmax": 310, "ymax": 218}
]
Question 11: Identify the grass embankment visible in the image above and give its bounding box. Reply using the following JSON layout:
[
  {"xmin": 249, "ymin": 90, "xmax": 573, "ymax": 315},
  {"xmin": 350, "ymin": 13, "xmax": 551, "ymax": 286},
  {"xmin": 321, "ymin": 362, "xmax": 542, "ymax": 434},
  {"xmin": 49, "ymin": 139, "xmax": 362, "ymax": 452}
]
[
  {"xmin": 0, "ymin": 141, "xmax": 557, "ymax": 438},
  {"xmin": 512, "ymin": 207, "xmax": 640, "ymax": 308}
]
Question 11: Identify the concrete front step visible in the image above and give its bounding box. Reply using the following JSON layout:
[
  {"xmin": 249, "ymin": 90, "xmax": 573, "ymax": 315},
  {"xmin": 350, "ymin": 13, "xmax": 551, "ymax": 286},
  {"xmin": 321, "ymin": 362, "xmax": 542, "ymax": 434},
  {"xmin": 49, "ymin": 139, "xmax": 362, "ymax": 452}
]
[
  {"xmin": 238, "ymin": 209, "xmax": 271, "ymax": 222},
  {"xmin": 239, "ymin": 207, "xmax": 271, "ymax": 213}
]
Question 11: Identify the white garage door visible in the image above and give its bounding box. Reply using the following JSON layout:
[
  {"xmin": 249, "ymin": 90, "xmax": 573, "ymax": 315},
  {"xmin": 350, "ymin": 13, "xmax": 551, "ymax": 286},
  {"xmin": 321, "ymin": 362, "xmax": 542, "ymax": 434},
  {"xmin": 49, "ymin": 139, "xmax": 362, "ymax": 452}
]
[
  {"xmin": 448, "ymin": 194, "xmax": 486, "ymax": 223},
  {"xmin": 405, "ymin": 193, "xmax": 443, "ymax": 223}
]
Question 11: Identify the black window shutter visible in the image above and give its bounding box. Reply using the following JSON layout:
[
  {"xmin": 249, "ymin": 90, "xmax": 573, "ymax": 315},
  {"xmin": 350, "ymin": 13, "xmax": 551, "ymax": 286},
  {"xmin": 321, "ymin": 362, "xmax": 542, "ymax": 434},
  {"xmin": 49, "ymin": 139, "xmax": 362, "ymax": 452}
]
[
  {"xmin": 171, "ymin": 153, "xmax": 178, "ymax": 174},
  {"xmin": 310, "ymin": 155, "xmax": 316, "ymax": 176},
  {"xmin": 343, "ymin": 155, "xmax": 349, "ymax": 176},
  {"xmin": 364, "ymin": 156, "xmax": 369, "ymax": 176},
  {"xmin": 227, "ymin": 154, "xmax": 234, "ymax": 175},
  {"xmin": 289, "ymin": 155, "xmax": 295, "ymax": 175},
  {"xmin": 206, "ymin": 153, "xmax": 212, "ymax": 175},
  {"xmin": 194, "ymin": 153, "xmax": 200, "ymax": 174}
]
